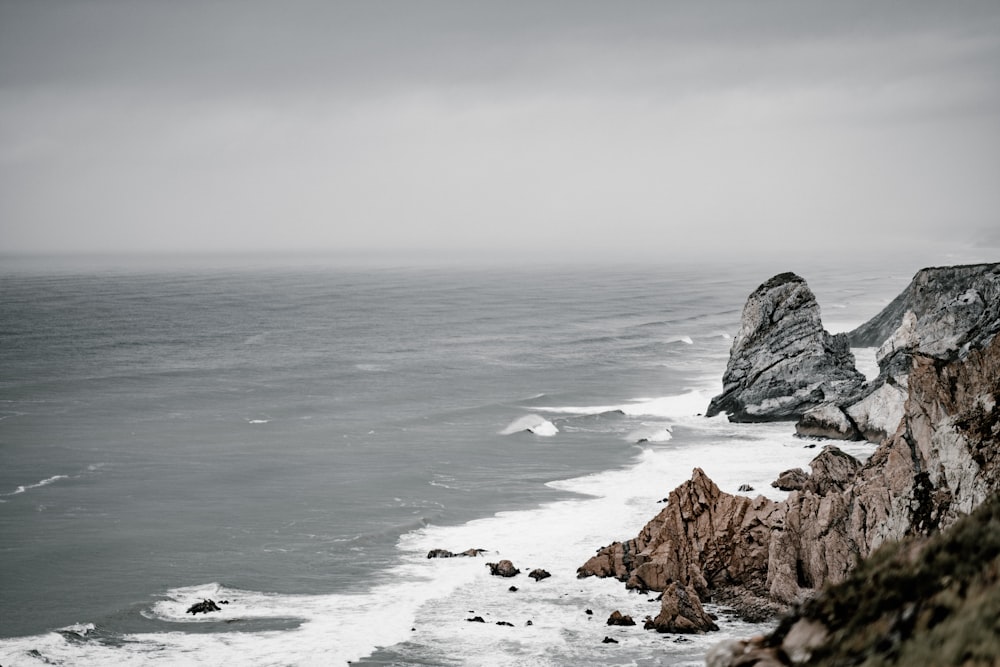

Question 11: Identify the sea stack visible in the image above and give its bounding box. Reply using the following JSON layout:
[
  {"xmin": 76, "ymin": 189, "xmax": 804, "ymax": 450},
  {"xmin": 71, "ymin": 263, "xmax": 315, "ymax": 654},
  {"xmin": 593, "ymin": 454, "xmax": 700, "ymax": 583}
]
[{"xmin": 706, "ymin": 273, "xmax": 865, "ymax": 421}]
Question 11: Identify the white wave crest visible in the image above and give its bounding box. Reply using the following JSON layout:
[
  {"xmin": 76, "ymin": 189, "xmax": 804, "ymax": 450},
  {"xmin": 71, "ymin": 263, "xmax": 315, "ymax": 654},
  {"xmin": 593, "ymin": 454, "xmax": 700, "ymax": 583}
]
[
  {"xmin": 666, "ymin": 335, "xmax": 694, "ymax": 345},
  {"xmin": 4, "ymin": 474, "xmax": 69, "ymax": 497},
  {"xmin": 247, "ymin": 419, "xmax": 270, "ymax": 424},
  {"xmin": 499, "ymin": 415, "xmax": 558, "ymax": 436},
  {"xmin": 535, "ymin": 388, "xmax": 712, "ymax": 421}
]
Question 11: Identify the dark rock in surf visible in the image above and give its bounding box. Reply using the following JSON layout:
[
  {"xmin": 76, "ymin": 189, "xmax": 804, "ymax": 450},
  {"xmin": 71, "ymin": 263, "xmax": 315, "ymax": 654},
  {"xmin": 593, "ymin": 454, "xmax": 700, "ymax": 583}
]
[
  {"xmin": 427, "ymin": 549, "xmax": 455, "ymax": 559},
  {"xmin": 466, "ymin": 616, "xmax": 485, "ymax": 623},
  {"xmin": 528, "ymin": 568, "xmax": 551, "ymax": 581},
  {"xmin": 706, "ymin": 273, "xmax": 865, "ymax": 422},
  {"xmin": 646, "ymin": 582, "xmax": 719, "ymax": 633},
  {"xmin": 602, "ymin": 636, "xmax": 619, "ymax": 644},
  {"xmin": 186, "ymin": 599, "xmax": 221, "ymax": 615},
  {"xmin": 738, "ymin": 484, "xmax": 755, "ymax": 492},
  {"xmin": 486, "ymin": 560, "xmax": 520, "ymax": 577},
  {"xmin": 607, "ymin": 610, "xmax": 636, "ymax": 626}
]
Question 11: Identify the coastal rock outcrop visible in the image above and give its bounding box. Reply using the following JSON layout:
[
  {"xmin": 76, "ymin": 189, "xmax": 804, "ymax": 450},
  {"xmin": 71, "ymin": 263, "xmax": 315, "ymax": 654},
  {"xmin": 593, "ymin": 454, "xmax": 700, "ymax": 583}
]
[
  {"xmin": 826, "ymin": 262, "xmax": 1000, "ymax": 442},
  {"xmin": 583, "ymin": 277, "xmax": 1000, "ymax": 623},
  {"xmin": 706, "ymin": 273, "xmax": 865, "ymax": 421}
]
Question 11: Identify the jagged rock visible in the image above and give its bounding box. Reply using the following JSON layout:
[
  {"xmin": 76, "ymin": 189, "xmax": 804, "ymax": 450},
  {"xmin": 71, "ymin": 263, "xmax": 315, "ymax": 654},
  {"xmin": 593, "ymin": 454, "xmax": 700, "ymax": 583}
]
[
  {"xmin": 186, "ymin": 599, "xmax": 221, "ymax": 615},
  {"xmin": 847, "ymin": 263, "xmax": 1000, "ymax": 350},
  {"xmin": 831, "ymin": 263, "xmax": 1000, "ymax": 443},
  {"xmin": 528, "ymin": 568, "xmax": 551, "ymax": 581},
  {"xmin": 578, "ymin": 467, "xmax": 780, "ymax": 605},
  {"xmin": 715, "ymin": 493, "xmax": 1000, "ymax": 667},
  {"xmin": 706, "ymin": 273, "xmax": 866, "ymax": 421},
  {"xmin": 803, "ymin": 446, "xmax": 862, "ymax": 495},
  {"xmin": 606, "ymin": 610, "xmax": 636, "ymax": 626},
  {"xmin": 771, "ymin": 468, "xmax": 808, "ymax": 491},
  {"xmin": 738, "ymin": 484, "xmax": 755, "ymax": 492},
  {"xmin": 645, "ymin": 582, "xmax": 719, "ymax": 633},
  {"xmin": 486, "ymin": 560, "xmax": 520, "ymax": 577},
  {"xmin": 795, "ymin": 404, "xmax": 860, "ymax": 440}
]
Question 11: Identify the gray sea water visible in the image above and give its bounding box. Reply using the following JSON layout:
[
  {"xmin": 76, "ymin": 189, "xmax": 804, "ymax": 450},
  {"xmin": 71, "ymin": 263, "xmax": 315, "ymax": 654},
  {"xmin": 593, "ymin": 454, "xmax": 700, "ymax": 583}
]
[{"xmin": 0, "ymin": 256, "xmax": 922, "ymax": 665}]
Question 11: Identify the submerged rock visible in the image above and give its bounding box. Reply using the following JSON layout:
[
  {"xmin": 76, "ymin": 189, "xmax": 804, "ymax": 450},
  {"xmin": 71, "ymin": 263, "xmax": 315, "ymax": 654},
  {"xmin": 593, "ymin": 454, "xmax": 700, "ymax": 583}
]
[{"xmin": 706, "ymin": 273, "xmax": 865, "ymax": 422}]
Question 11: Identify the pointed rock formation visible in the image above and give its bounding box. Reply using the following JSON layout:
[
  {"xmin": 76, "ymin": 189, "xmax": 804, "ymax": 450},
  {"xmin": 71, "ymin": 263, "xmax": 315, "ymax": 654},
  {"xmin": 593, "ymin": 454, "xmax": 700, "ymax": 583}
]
[{"xmin": 706, "ymin": 273, "xmax": 865, "ymax": 421}]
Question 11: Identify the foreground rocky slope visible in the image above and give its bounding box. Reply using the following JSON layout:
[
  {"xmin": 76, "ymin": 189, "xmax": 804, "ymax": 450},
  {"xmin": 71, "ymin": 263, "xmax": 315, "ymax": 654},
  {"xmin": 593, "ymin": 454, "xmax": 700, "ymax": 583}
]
[
  {"xmin": 578, "ymin": 263, "xmax": 1000, "ymax": 638},
  {"xmin": 706, "ymin": 492, "xmax": 1000, "ymax": 666}
]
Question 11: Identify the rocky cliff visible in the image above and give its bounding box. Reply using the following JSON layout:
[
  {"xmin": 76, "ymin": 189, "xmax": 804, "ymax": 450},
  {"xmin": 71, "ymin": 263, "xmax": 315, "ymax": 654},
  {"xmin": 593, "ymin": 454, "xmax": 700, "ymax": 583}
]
[
  {"xmin": 706, "ymin": 491, "xmax": 1000, "ymax": 667},
  {"xmin": 579, "ymin": 263, "xmax": 1000, "ymax": 638},
  {"xmin": 801, "ymin": 262, "xmax": 1000, "ymax": 443},
  {"xmin": 705, "ymin": 273, "xmax": 866, "ymax": 422}
]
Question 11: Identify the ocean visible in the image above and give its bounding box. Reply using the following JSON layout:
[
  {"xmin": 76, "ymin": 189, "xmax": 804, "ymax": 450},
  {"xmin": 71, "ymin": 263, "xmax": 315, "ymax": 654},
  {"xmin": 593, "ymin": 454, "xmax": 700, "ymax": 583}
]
[{"xmin": 0, "ymin": 255, "xmax": 928, "ymax": 665}]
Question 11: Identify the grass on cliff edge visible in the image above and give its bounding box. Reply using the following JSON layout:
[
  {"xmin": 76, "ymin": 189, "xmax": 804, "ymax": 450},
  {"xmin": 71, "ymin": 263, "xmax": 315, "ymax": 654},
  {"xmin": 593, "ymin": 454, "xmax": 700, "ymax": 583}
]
[{"xmin": 779, "ymin": 493, "xmax": 1000, "ymax": 666}]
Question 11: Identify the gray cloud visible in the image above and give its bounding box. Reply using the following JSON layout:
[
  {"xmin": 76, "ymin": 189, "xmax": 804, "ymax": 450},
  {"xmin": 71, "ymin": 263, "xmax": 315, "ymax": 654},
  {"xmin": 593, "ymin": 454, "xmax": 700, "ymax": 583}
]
[{"xmin": 1, "ymin": 1, "xmax": 998, "ymax": 261}]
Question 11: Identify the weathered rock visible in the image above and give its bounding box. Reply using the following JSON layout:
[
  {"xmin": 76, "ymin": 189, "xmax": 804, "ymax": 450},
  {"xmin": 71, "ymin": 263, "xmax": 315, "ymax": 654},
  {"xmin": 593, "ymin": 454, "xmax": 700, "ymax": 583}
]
[
  {"xmin": 771, "ymin": 468, "xmax": 808, "ymax": 491},
  {"xmin": 606, "ymin": 610, "xmax": 636, "ymax": 626},
  {"xmin": 795, "ymin": 404, "xmax": 860, "ymax": 440},
  {"xmin": 486, "ymin": 560, "xmax": 520, "ymax": 577},
  {"xmin": 528, "ymin": 568, "xmax": 551, "ymax": 581},
  {"xmin": 646, "ymin": 582, "xmax": 718, "ymax": 633},
  {"xmin": 847, "ymin": 263, "xmax": 1000, "ymax": 350},
  {"xmin": 427, "ymin": 548, "xmax": 485, "ymax": 559},
  {"xmin": 738, "ymin": 484, "xmax": 755, "ymax": 492},
  {"xmin": 582, "ymin": 330, "xmax": 1000, "ymax": 620},
  {"xmin": 427, "ymin": 549, "xmax": 454, "ymax": 559},
  {"xmin": 834, "ymin": 263, "xmax": 1000, "ymax": 442},
  {"xmin": 706, "ymin": 273, "xmax": 866, "ymax": 421},
  {"xmin": 802, "ymin": 446, "xmax": 861, "ymax": 495},
  {"xmin": 186, "ymin": 599, "xmax": 221, "ymax": 615}
]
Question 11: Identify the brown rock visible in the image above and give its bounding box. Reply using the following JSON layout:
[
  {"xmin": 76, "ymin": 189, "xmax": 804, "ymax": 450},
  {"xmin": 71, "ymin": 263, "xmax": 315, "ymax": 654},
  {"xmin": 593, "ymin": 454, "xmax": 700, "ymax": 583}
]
[
  {"xmin": 486, "ymin": 560, "xmax": 520, "ymax": 577},
  {"xmin": 771, "ymin": 468, "xmax": 808, "ymax": 491},
  {"xmin": 606, "ymin": 610, "xmax": 636, "ymax": 626},
  {"xmin": 646, "ymin": 582, "xmax": 718, "ymax": 633}
]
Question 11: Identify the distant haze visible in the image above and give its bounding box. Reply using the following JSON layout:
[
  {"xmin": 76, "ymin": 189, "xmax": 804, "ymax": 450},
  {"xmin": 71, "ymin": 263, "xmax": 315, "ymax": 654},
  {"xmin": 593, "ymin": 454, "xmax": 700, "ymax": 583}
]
[{"xmin": 1, "ymin": 1, "xmax": 998, "ymax": 263}]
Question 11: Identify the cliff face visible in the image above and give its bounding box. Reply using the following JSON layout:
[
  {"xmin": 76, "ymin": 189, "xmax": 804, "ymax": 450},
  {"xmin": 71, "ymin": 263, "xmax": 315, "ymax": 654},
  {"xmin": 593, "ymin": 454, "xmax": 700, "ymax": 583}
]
[
  {"xmin": 580, "ymin": 264, "xmax": 1000, "ymax": 631},
  {"xmin": 705, "ymin": 273, "xmax": 865, "ymax": 422},
  {"xmin": 707, "ymin": 492, "xmax": 1000, "ymax": 667},
  {"xmin": 830, "ymin": 262, "xmax": 1000, "ymax": 443}
]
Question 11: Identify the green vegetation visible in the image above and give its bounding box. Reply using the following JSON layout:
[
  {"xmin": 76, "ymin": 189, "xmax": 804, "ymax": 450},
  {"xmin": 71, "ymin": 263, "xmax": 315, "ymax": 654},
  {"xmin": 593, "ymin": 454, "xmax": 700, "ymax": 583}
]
[{"xmin": 783, "ymin": 493, "xmax": 1000, "ymax": 666}]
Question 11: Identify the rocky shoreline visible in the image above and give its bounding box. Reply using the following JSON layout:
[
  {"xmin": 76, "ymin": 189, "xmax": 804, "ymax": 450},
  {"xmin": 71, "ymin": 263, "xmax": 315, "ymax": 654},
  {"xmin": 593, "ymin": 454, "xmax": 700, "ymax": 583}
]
[{"xmin": 579, "ymin": 263, "xmax": 1000, "ymax": 660}]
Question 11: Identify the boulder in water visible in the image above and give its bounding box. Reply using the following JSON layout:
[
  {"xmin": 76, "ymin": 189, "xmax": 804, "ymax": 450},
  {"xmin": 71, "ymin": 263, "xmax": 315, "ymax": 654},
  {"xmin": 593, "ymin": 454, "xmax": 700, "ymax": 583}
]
[
  {"xmin": 186, "ymin": 599, "xmax": 222, "ymax": 615},
  {"xmin": 486, "ymin": 560, "xmax": 520, "ymax": 577}
]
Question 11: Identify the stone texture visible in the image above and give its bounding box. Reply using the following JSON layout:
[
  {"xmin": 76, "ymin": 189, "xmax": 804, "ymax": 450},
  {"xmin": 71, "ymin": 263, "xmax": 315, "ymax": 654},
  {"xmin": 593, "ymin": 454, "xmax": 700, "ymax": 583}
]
[
  {"xmin": 606, "ymin": 610, "xmax": 636, "ymax": 626},
  {"xmin": 645, "ymin": 582, "xmax": 718, "ymax": 633},
  {"xmin": 706, "ymin": 273, "xmax": 866, "ymax": 422},
  {"xmin": 795, "ymin": 403, "xmax": 859, "ymax": 440},
  {"xmin": 771, "ymin": 468, "xmax": 809, "ymax": 491}
]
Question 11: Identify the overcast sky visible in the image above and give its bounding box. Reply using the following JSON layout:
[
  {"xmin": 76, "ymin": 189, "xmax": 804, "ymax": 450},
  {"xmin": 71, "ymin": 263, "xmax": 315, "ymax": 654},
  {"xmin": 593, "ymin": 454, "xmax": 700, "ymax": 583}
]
[{"xmin": 1, "ymin": 1, "xmax": 998, "ymax": 263}]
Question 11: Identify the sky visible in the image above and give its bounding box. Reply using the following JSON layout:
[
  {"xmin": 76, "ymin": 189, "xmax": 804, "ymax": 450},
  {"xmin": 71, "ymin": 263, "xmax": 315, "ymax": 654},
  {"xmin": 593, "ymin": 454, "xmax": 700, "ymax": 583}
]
[{"xmin": 1, "ymin": 1, "xmax": 998, "ymax": 264}]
